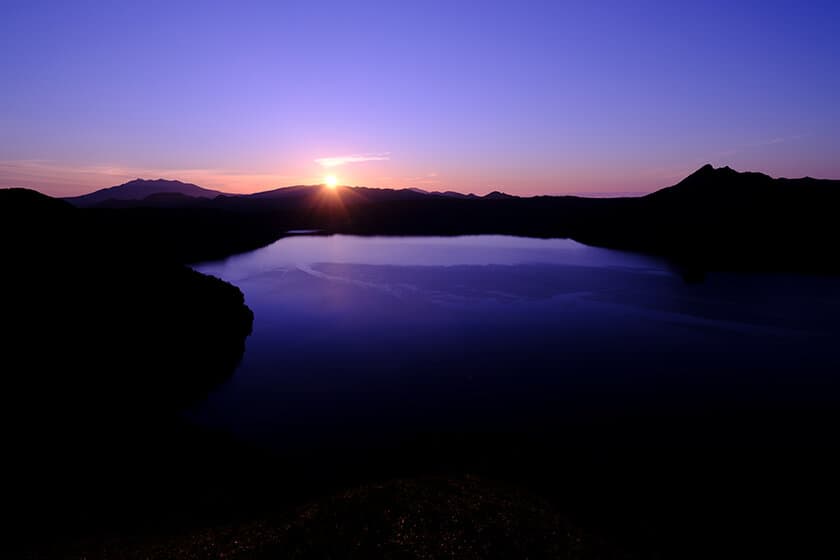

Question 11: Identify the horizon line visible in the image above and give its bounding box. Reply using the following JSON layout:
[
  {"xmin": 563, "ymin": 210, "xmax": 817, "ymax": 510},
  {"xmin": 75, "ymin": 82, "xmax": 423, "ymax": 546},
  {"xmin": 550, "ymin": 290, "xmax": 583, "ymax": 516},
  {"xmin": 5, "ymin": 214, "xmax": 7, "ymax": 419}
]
[{"xmin": 3, "ymin": 164, "xmax": 839, "ymax": 200}]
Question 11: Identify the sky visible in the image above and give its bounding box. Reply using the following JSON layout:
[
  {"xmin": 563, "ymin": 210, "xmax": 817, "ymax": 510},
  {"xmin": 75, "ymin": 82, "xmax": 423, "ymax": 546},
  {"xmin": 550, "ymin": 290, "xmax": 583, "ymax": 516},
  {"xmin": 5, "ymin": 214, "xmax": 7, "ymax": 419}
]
[{"xmin": 1, "ymin": 0, "xmax": 839, "ymax": 197}]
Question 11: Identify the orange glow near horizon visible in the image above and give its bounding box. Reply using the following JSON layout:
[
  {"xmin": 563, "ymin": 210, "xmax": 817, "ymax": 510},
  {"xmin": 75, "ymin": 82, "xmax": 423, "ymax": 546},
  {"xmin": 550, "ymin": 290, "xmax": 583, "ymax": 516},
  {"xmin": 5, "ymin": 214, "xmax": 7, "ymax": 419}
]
[{"xmin": 324, "ymin": 175, "xmax": 338, "ymax": 189}]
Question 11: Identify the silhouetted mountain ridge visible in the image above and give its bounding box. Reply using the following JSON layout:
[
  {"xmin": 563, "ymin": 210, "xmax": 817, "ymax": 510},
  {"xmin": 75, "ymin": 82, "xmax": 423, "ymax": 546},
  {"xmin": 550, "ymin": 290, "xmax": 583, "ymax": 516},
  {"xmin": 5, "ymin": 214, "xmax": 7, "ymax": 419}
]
[
  {"xmin": 30, "ymin": 164, "xmax": 840, "ymax": 273},
  {"xmin": 63, "ymin": 165, "xmax": 839, "ymax": 208},
  {"xmin": 64, "ymin": 180, "xmax": 522, "ymax": 207},
  {"xmin": 66, "ymin": 178, "xmax": 227, "ymax": 207}
]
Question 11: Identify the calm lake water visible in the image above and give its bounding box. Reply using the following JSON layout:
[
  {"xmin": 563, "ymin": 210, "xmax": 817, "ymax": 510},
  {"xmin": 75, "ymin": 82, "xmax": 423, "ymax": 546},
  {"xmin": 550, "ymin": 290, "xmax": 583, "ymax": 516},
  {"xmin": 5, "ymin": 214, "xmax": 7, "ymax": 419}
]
[{"xmin": 191, "ymin": 235, "xmax": 840, "ymax": 461}]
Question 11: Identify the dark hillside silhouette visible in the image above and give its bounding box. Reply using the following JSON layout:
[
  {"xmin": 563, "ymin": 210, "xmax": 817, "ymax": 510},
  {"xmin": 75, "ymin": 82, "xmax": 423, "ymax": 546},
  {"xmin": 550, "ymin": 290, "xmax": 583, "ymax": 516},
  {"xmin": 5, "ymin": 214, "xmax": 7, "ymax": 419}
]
[
  {"xmin": 571, "ymin": 165, "xmax": 840, "ymax": 274},
  {"xmin": 3, "ymin": 188, "xmax": 257, "ymax": 536},
  {"xmin": 2, "ymin": 188, "xmax": 253, "ymax": 413}
]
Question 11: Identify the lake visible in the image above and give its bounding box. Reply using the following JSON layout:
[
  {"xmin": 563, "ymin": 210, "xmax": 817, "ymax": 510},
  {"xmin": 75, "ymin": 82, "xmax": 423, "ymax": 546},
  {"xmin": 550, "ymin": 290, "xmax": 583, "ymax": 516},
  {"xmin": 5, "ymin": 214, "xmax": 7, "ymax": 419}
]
[{"xmin": 190, "ymin": 234, "xmax": 840, "ymax": 470}]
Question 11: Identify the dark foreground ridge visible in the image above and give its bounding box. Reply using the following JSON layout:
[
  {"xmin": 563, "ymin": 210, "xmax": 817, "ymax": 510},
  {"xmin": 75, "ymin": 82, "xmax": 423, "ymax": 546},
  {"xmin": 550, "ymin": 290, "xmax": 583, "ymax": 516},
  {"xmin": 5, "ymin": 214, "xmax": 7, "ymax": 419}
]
[
  {"xmin": 2, "ymin": 189, "xmax": 257, "ymax": 550},
  {"xmin": 43, "ymin": 476, "xmax": 624, "ymax": 559},
  {"xmin": 2, "ymin": 188, "xmax": 253, "ymax": 412},
  {"xmin": 63, "ymin": 165, "xmax": 840, "ymax": 274}
]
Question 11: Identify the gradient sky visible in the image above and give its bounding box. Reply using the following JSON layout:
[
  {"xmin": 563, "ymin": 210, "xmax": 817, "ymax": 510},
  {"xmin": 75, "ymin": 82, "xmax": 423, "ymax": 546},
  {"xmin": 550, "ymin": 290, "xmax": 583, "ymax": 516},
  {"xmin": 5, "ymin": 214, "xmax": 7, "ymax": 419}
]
[{"xmin": 2, "ymin": 0, "xmax": 839, "ymax": 196}]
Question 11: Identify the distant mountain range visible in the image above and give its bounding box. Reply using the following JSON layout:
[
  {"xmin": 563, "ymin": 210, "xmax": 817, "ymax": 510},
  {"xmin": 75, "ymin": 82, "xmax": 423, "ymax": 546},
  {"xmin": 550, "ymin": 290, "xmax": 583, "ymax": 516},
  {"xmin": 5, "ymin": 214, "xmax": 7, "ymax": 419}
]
[
  {"xmin": 3, "ymin": 164, "xmax": 835, "ymax": 274},
  {"xmin": 62, "ymin": 179, "xmax": 526, "ymax": 207},
  {"xmin": 62, "ymin": 165, "xmax": 838, "ymax": 210}
]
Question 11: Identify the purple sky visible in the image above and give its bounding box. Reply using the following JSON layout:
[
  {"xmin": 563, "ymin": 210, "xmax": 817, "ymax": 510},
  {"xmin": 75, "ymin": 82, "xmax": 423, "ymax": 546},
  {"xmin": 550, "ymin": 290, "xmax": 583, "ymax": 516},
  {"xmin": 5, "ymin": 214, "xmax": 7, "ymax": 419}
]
[{"xmin": 2, "ymin": 0, "xmax": 839, "ymax": 196}]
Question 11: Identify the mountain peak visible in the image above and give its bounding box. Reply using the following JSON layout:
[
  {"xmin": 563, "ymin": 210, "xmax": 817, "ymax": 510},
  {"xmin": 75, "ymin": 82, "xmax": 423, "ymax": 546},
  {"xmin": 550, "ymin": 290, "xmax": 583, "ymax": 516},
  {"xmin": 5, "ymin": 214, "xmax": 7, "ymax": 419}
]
[
  {"xmin": 483, "ymin": 191, "xmax": 516, "ymax": 200},
  {"xmin": 678, "ymin": 164, "xmax": 742, "ymax": 185},
  {"xmin": 65, "ymin": 179, "xmax": 225, "ymax": 207},
  {"xmin": 645, "ymin": 164, "xmax": 786, "ymax": 204}
]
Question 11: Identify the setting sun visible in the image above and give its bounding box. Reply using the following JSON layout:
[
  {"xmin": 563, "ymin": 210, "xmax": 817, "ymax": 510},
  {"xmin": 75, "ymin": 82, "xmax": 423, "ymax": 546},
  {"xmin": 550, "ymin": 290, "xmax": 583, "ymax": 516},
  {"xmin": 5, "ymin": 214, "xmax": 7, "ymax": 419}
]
[{"xmin": 324, "ymin": 175, "xmax": 338, "ymax": 189}]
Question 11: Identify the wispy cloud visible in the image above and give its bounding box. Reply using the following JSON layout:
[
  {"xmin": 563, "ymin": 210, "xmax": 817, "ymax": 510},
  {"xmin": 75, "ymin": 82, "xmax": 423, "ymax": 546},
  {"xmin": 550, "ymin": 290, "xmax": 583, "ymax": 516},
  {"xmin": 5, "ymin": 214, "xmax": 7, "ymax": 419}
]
[
  {"xmin": 716, "ymin": 134, "xmax": 806, "ymax": 158},
  {"xmin": 314, "ymin": 153, "xmax": 390, "ymax": 168}
]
